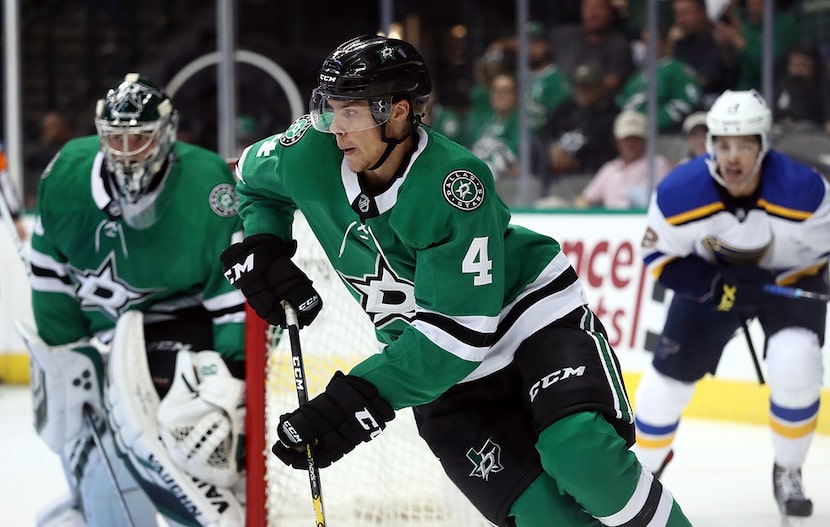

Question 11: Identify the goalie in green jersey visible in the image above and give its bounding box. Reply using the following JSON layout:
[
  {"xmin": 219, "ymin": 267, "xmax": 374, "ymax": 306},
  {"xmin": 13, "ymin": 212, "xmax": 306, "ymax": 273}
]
[
  {"xmin": 25, "ymin": 74, "xmax": 247, "ymax": 526},
  {"xmin": 221, "ymin": 35, "xmax": 692, "ymax": 527}
]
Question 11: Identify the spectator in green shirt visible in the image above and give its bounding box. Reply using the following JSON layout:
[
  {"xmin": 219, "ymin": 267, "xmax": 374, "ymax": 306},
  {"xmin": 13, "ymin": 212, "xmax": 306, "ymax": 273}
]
[
  {"xmin": 464, "ymin": 72, "xmax": 521, "ymax": 181},
  {"xmin": 713, "ymin": 0, "xmax": 800, "ymax": 91},
  {"xmin": 526, "ymin": 22, "xmax": 572, "ymax": 133},
  {"xmin": 618, "ymin": 25, "xmax": 701, "ymax": 132}
]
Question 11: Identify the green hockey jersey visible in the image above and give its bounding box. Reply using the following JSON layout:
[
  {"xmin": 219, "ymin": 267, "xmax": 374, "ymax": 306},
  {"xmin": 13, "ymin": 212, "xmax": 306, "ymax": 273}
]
[
  {"xmin": 236, "ymin": 118, "xmax": 589, "ymax": 408},
  {"xmin": 30, "ymin": 136, "xmax": 245, "ymax": 361}
]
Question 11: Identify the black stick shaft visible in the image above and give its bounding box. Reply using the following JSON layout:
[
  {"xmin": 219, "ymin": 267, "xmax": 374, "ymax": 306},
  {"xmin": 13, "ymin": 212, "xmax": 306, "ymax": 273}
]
[{"xmin": 282, "ymin": 302, "xmax": 326, "ymax": 526}]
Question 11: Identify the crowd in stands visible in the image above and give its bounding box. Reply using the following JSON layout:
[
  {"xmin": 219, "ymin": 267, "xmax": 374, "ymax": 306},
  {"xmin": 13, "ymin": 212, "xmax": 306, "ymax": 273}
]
[
  {"xmin": 438, "ymin": 0, "xmax": 830, "ymax": 208},
  {"xmin": 12, "ymin": 0, "xmax": 830, "ymax": 212}
]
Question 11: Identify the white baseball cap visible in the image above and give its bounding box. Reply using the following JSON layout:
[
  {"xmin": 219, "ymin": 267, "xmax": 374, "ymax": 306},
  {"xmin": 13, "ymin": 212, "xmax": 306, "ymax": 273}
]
[
  {"xmin": 613, "ymin": 110, "xmax": 647, "ymax": 139},
  {"xmin": 682, "ymin": 111, "xmax": 708, "ymax": 134}
]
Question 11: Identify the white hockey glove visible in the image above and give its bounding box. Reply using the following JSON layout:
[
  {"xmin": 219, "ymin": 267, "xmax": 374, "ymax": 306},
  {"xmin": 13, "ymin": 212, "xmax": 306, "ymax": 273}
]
[
  {"xmin": 15, "ymin": 320, "xmax": 104, "ymax": 453},
  {"xmin": 106, "ymin": 311, "xmax": 245, "ymax": 527},
  {"xmin": 157, "ymin": 350, "xmax": 246, "ymax": 488}
]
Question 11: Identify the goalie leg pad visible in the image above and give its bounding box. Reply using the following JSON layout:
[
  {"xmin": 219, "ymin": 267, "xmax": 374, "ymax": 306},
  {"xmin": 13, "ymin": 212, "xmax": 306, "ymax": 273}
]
[
  {"xmin": 36, "ymin": 493, "xmax": 86, "ymax": 527},
  {"xmin": 59, "ymin": 427, "xmax": 158, "ymax": 527},
  {"xmin": 15, "ymin": 320, "xmax": 105, "ymax": 454},
  {"xmin": 157, "ymin": 349, "xmax": 246, "ymax": 488},
  {"xmin": 106, "ymin": 311, "xmax": 244, "ymax": 527}
]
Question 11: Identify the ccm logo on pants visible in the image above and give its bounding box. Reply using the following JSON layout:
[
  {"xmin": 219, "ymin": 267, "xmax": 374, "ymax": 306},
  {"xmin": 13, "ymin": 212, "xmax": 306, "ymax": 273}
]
[{"xmin": 529, "ymin": 366, "xmax": 586, "ymax": 402}]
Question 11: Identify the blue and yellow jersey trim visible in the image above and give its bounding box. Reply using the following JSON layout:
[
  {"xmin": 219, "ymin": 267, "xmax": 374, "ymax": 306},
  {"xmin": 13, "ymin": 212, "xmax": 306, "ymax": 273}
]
[
  {"xmin": 655, "ymin": 157, "xmax": 723, "ymax": 225},
  {"xmin": 656, "ymin": 152, "xmax": 825, "ymax": 225}
]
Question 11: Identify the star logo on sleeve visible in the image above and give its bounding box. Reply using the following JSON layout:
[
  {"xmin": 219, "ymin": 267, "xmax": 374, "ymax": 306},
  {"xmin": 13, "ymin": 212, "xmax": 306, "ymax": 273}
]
[{"xmin": 69, "ymin": 252, "xmax": 161, "ymax": 319}]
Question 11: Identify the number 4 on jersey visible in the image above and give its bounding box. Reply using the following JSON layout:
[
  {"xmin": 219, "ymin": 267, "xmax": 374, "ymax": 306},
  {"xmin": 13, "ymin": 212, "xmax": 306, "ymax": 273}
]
[{"xmin": 463, "ymin": 237, "xmax": 492, "ymax": 286}]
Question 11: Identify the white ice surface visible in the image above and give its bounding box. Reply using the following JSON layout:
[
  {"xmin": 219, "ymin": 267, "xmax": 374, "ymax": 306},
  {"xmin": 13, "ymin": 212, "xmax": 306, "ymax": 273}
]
[{"xmin": 2, "ymin": 384, "xmax": 828, "ymax": 526}]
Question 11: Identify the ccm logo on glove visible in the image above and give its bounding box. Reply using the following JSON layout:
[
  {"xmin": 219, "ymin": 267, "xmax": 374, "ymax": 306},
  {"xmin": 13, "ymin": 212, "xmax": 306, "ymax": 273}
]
[
  {"xmin": 271, "ymin": 372, "xmax": 394, "ymax": 469},
  {"xmin": 223, "ymin": 254, "xmax": 254, "ymax": 284},
  {"xmin": 281, "ymin": 420, "xmax": 303, "ymax": 445},
  {"xmin": 220, "ymin": 233, "xmax": 323, "ymax": 328},
  {"xmin": 355, "ymin": 408, "xmax": 383, "ymax": 439}
]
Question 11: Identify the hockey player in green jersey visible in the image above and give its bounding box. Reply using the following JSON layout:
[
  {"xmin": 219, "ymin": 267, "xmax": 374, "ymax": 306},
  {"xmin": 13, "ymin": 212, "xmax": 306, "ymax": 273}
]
[
  {"xmin": 221, "ymin": 35, "xmax": 692, "ymax": 526},
  {"xmin": 24, "ymin": 74, "xmax": 247, "ymax": 526}
]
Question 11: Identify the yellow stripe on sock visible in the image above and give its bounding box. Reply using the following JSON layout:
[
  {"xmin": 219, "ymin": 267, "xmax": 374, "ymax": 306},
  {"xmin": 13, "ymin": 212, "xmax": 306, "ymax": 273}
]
[
  {"xmin": 769, "ymin": 417, "xmax": 818, "ymax": 439},
  {"xmin": 634, "ymin": 434, "xmax": 676, "ymax": 449}
]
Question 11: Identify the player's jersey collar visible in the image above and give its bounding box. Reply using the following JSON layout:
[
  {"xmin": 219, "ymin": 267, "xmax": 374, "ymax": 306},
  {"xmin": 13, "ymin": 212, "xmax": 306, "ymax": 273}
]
[
  {"xmin": 90, "ymin": 152, "xmax": 111, "ymax": 210},
  {"xmin": 341, "ymin": 126, "xmax": 428, "ymax": 218}
]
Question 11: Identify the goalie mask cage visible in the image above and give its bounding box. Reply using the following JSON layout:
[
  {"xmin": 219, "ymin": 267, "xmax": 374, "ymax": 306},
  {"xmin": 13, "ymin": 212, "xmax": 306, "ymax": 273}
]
[{"xmin": 245, "ymin": 213, "xmax": 492, "ymax": 527}]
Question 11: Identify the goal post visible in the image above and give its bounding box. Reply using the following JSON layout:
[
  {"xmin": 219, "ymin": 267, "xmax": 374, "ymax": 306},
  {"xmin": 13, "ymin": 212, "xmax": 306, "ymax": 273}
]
[{"xmin": 244, "ymin": 212, "xmax": 492, "ymax": 526}]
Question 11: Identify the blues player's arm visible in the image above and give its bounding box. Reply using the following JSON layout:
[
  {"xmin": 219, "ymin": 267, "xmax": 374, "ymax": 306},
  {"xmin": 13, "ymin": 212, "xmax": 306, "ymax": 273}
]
[{"xmin": 641, "ymin": 159, "xmax": 723, "ymax": 300}]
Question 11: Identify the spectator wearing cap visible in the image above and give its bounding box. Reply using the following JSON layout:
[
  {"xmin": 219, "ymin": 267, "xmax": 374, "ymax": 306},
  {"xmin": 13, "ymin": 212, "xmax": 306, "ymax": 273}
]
[
  {"xmin": 573, "ymin": 110, "xmax": 671, "ymax": 209},
  {"xmin": 679, "ymin": 111, "xmax": 708, "ymax": 163},
  {"xmin": 618, "ymin": 24, "xmax": 701, "ymax": 132},
  {"xmin": 536, "ymin": 62, "xmax": 619, "ymax": 194},
  {"xmin": 552, "ymin": 0, "xmax": 635, "ymax": 96}
]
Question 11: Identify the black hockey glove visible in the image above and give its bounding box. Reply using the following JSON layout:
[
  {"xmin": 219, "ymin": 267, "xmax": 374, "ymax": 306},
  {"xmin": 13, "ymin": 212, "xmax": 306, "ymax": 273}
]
[
  {"xmin": 220, "ymin": 233, "xmax": 322, "ymax": 328},
  {"xmin": 272, "ymin": 371, "xmax": 395, "ymax": 469},
  {"xmin": 711, "ymin": 266, "xmax": 774, "ymax": 312}
]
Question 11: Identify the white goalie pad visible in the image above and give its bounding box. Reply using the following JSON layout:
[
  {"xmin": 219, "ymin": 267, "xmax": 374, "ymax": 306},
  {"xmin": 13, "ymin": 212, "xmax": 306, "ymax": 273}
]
[
  {"xmin": 15, "ymin": 320, "xmax": 105, "ymax": 454},
  {"xmin": 157, "ymin": 350, "xmax": 246, "ymax": 488},
  {"xmin": 105, "ymin": 311, "xmax": 244, "ymax": 527}
]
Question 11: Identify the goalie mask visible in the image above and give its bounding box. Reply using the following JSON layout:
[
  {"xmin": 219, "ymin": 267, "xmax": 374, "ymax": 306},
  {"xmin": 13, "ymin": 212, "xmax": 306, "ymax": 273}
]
[
  {"xmin": 309, "ymin": 35, "xmax": 432, "ymax": 134},
  {"xmin": 95, "ymin": 74, "xmax": 178, "ymax": 227}
]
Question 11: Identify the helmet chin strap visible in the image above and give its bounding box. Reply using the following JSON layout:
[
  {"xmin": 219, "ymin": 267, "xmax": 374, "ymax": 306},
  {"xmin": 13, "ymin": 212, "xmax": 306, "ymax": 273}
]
[
  {"xmin": 705, "ymin": 150, "xmax": 766, "ymax": 195},
  {"xmin": 367, "ymin": 121, "xmax": 413, "ymax": 171}
]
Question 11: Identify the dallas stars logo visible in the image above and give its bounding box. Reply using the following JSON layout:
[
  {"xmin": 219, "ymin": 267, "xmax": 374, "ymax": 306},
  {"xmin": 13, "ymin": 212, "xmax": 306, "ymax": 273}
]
[
  {"xmin": 443, "ymin": 170, "xmax": 485, "ymax": 211},
  {"xmin": 377, "ymin": 44, "xmax": 398, "ymax": 63},
  {"xmin": 340, "ymin": 255, "xmax": 415, "ymax": 328},
  {"xmin": 111, "ymin": 81, "xmax": 159, "ymax": 120},
  {"xmin": 70, "ymin": 252, "xmax": 160, "ymax": 319},
  {"xmin": 466, "ymin": 438, "xmax": 504, "ymax": 481},
  {"xmin": 279, "ymin": 115, "xmax": 312, "ymax": 147}
]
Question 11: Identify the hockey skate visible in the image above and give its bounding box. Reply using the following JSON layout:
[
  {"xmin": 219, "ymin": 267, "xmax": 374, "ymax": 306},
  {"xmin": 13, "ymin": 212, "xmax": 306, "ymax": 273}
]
[{"xmin": 773, "ymin": 463, "xmax": 812, "ymax": 525}]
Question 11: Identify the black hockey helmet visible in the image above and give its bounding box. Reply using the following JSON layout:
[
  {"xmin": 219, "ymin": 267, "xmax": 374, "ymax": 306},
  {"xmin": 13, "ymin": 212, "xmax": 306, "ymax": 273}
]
[{"xmin": 310, "ymin": 35, "xmax": 432, "ymax": 133}]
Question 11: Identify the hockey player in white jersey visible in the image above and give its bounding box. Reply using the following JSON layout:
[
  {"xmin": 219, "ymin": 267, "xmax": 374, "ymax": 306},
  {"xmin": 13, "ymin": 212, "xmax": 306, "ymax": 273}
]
[
  {"xmin": 22, "ymin": 74, "xmax": 247, "ymax": 526},
  {"xmin": 634, "ymin": 89, "xmax": 830, "ymax": 521}
]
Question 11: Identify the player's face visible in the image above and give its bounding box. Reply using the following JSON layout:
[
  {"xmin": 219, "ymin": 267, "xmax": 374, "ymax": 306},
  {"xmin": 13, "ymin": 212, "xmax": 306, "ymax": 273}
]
[
  {"xmin": 102, "ymin": 130, "xmax": 158, "ymax": 164},
  {"xmin": 329, "ymin": 99, "xmax": 386, "ymax": 173},
  {"xmin": 713, "ymin": 135, "xmax": 762, "ymax": 197}
]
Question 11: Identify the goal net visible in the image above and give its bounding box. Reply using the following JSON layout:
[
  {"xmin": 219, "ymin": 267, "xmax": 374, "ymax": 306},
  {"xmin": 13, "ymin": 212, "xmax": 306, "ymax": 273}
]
[{"xmin": 245, "ymin": 212, "xmax": 492, "ymax": 526}]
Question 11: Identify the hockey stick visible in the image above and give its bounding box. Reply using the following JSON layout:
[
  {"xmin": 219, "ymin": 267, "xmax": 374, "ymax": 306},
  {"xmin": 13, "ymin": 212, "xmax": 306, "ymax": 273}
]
[
  {"xmin": 0, "ymin": 184, "xmax": 27, "ymax": 272},
  {"xmin": 82, "ymin": 404, "xmax": 137, "ymax": 527},
  {"xmin": 281, "ymin": 301, "xmax": 327, "ymax": 527},
  {"xmin": 763, "ymin": 284, "xmax": 830, "ymax": 303},
  {"xmin": 738, "ymin": 315, "xmax": 765, "ymax": 385}
]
